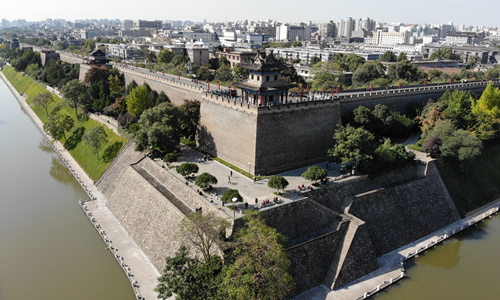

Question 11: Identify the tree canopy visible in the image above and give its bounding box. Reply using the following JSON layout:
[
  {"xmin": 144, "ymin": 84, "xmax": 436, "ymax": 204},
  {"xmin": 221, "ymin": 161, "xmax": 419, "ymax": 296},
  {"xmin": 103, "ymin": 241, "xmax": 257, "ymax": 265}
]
[
  {"xmin": 195, "ymin": 172, "xmax": 218, "ymax": 190},
  {"xmin": 220, "ymin": 211, "xmax": 294, "ymax": 300},
  {"xmin": 134, "ymin": 102, "xmax": 185, "ymax": 152},
  {"xmin": 328, "ymin": 124, "xmax": 377, "ymax": 170},
  {"xmin": 301, "ymin": 166, "xmax": 327, "ymax": 181},
  {"xmin": 176, "ymin": 162, "xmax": 199, "ymax": 177},
  {"xmin": 127, "ymin": 85, "xmax": 153, "ymax": 117},
  {"xmin": 267, "ymin": 176, "xmax": 289, "ymax": 191},
  {"xmin": 32, "ymin": 92, "xmax": 54, "ymax": 117},
  {"xmin": 221, "ymin": 189, "xmax": 243, "ymax": 204},
  {"xmin": 82, "ymin": 126, "xmax": 108, "ymax": 160}
]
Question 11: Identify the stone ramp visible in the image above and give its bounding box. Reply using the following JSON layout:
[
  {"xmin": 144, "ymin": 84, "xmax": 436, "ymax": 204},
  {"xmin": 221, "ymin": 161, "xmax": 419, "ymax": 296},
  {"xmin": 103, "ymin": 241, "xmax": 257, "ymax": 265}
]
[
  {"xmin": 132, "ymin": 164, "xmax": 193, "ymax": 216},
  {"xmin": 323, "ymin": 217, "xmax": 360, "ymax": 289}
]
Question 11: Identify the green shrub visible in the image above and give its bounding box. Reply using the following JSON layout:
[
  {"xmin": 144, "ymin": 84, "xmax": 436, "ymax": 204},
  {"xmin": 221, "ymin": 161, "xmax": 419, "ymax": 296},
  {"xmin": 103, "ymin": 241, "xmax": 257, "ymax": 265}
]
[
  {"xmin": 301, "ymin": 166, "xmax": 327, "ymax": 181},
  {"xmin": 177, "ymin": 162, "xmax": 199, "ymax": 177},
  {"xmin": 195, "ymin": 172, "xmax": 218, "ymax": 190},
  {"xmin": 164, "ymin": 152, "xmax": 177, "ymax": 163},
  {"xmin": 221, "ymin": 189, "xmax": 243, "ymax": 204}
]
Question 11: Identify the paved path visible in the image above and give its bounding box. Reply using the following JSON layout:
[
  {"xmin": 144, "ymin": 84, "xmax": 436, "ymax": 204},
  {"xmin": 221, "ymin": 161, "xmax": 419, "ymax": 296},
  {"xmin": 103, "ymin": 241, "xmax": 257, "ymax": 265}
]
[
  {"xmin": 153, "ymin": 144, "xmax": 355, "ymax": 219},
  {"xmin": 1, "ymin": 71, "xmax": 161, "ymax": 300}
]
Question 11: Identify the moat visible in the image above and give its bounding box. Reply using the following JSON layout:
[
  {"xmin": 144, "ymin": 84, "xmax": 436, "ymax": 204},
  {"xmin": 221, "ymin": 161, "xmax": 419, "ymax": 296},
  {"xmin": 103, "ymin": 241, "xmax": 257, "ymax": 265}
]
[{"xmin": 0, "ymin": 79, "xmax": 135, "ymax": 299}]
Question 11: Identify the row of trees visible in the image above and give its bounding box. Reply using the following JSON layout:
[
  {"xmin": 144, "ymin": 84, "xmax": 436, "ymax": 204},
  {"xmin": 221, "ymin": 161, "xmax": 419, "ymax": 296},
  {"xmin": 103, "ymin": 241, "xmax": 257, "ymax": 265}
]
[
  {"xmin": 416, "ymin": 83, "xmax": 500, "ymax": 161},
  {"xmin": 156, "ymin": 211, "xmax": 294, "ymax": 300}
]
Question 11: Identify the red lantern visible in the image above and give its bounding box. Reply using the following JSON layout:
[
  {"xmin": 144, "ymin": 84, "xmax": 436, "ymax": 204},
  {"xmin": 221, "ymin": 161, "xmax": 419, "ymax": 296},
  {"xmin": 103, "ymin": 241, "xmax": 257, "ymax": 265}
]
[
  {"xmin": 424, "ymin": 80, "xmax": 426, "ymax": 86},
  {"xmin": 450, "ymin": 78, "xmax": 452, "ymax": 84},
  {"xmin": 208, "ymin": 83, "xmax": 210, "ymax": 91},
  {"xmin": 307, "ymin": 85, "xmax": 309, "ymax": 92},
  {"xmin": 370, "ymin": 84, "xmax": 373, "ymax": 91},
  {"xmin": 398, "ymin": 82, "xmax": 401, "ymax": 88},
  {"xmin": 260, "ymin": 95, "xmax": 263, "ymax": 105},
  {"xmin": 486, "ymin": 76, "xmax": 489, "ymax": 81},
  {"xmin": 298, "ymin": 86, "xmax": 301, "ymax": 93},
  {"xmin": 230, "ymin": 89, "xmax": 232, "ymax": 97},
  {"xmin": 469, "ymin": 77, "xmax": 471, "ymax": 82},
  {"xmin": 331, "ymin": 88, "xmax": 334, "ymax": 96},
  {"xmin": 322, "ymin": 86, "xmax": 325, "ymax": 93},
  {"xmin": 336, "ymin": 87, "xmax": 339, "ymax": 94},
  {"xmin": 196, "ymin": 79, "xmax": 199, "ymax": 84}
]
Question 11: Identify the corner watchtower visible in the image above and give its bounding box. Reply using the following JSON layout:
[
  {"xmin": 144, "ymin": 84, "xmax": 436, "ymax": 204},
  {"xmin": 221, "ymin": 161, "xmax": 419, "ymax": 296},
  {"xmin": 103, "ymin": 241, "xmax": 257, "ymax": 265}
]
[{"xmin": 233, "ymin": 50, "xmax": 295, "ymax": 106}]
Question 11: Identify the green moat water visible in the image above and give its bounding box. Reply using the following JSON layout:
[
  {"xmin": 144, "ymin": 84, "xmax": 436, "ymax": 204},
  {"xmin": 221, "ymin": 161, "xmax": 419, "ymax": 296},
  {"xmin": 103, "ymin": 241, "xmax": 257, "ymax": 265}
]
[
  {"xmin": 374, "ymin": 213, "xmax": 500, "ymax": 300},
  {"xmin": 0, "ymin": 79, "xmax": 135, "ymax": 300}
]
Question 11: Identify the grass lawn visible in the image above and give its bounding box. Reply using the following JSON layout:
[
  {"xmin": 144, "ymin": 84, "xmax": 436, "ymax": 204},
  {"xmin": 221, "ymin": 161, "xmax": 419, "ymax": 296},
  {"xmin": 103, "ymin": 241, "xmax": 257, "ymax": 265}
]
[
  {"xmin": 3, "ymin": 66, "xmax": 128, "ymax": 181},
  {"xmin": 437, "ymin": 143, "xmax": 500, "ymax": 215}
]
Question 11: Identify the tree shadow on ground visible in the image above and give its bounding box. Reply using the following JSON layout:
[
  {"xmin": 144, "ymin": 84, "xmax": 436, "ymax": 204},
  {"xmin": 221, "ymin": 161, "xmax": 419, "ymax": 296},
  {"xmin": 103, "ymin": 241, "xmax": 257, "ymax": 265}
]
[
  {"xmin": 64, "ymin": 126, "xmax": 85, "ymax": 150},
  {"xmin": 102, "ymin": 141, "xmax": 123, "ymax": 163}
]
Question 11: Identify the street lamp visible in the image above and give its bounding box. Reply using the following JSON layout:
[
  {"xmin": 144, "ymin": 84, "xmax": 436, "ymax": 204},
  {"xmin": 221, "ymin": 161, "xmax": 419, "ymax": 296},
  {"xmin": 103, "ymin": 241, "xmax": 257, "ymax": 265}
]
[{"xmin": 232, "ymin": 197, "xmax": 237, "ymax": 218}]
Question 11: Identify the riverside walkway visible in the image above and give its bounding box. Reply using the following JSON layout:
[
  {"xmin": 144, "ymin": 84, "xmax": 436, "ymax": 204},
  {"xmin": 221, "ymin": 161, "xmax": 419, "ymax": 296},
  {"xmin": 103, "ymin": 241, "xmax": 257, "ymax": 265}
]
[{"xmin": 0, "ymin": 71, "xmax": 162, "ymax": 300}]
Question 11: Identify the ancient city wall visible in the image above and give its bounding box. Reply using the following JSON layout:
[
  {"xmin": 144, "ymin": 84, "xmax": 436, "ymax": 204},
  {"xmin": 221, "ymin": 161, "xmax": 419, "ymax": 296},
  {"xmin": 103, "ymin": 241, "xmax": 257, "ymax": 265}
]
[
  {"xmin": 198, "ymin": 99, "xmax": 259, "ymax": 174},
  {"xmin": 348, "ymin": 161, "xmax": 461, "ymax": 257},
  {"xmin": 334, "ymin": 223, "xmax": 379, "ymax": 289},
  {"xmin": 254, "ymin": 100, "xmax": 342, "ymax": 174},
  {"xmin": 105, "ymin": 165, "xmax": 186, "ymax": 271},
  {"xmin": 287, "ymin": 222, "xmax": 348, "ymax": 296}
]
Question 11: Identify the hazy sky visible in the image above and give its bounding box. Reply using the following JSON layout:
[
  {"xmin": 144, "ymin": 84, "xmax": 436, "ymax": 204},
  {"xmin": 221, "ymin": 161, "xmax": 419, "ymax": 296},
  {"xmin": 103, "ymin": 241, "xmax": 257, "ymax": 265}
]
[{"xmin": 0, "ymin": 0, "xmax": 498, "ymax": 27}]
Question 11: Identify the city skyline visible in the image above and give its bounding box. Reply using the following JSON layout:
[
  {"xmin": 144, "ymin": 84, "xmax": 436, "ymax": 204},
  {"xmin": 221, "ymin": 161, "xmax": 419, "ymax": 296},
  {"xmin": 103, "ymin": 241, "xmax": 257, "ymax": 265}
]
[{"xmin": 0, "ymin": 0, "xmax": 499, "ymax": 28}]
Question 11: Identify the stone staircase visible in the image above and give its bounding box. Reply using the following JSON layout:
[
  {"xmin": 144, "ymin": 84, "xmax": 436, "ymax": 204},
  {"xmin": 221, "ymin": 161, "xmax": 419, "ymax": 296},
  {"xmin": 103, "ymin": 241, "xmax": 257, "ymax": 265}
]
[
  {"xmin": 323, "ymin": 216, "xmax": 361, "ymax": 290},
  {"xmin": 132, "ymin": 164, "xmax": 193, "ymax": 216}
]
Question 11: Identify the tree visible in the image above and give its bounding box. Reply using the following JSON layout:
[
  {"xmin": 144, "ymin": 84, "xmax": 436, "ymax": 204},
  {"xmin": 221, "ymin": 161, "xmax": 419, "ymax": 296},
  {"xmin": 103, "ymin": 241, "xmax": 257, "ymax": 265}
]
[
  {"xmin": 44, "ymin": 113, "xmax": 74, "ymax": 143},
  {"xmin": 221, "ymin": 189, "xmax": 243, "ymax": 205},
  {"xmin": 311, "ymin": 60, "xmax": 345, "ymax": 91},
  {"xmin": 310, "ymin": 55, "xmax": 321, "ymax": 65},
  {"xmin": 267, "ymin": 176, "xmax": 289, "ymax": 191},
  {"xmin": 232, "ymin": 64, "xmax": 249, "ymax": 81},
  {"xmin": 397, "ymin": 53, "xmax": 407, "ymax": 62},
  {"xmin": 214, "ymin": 62, "xmax": 233, "ymax": 82},
  {"xmin": 328, "ymin": 124, "xmax": 377, "ymax": 172},
  {"xmin": 84, "ymin": 66, "xmax": 111, "ymax": 85},
  {"xmin": 25, "ymin": 63, "xmax": 39, "ymax": 78},
  {"xmin": 422, "ymin": 135, "xmax": 442, "ymax": 158},
  {"xmin": 281, "ymin": 66, "xmax": 300, "ymax": 84},
  {"xmin": 32, "ymin": 92, "xmax": 54, "ymax": 117},
  {"xmin": 45, "ymin": 61, "xmax": 65, "ymax": 87},
  {"xmin": 292, "ymin": 41, "xmax": 302, "ymax": 47},
  {"xmin": 172, "ymin": 54, "xmax": 188, "ymax": 66},
  {"xmin": 144, "ymin": 49, "xmax": 157, "ymax": 63},
  {"xmin": 82, "ymin": 126, "xmax": 108, "ymax": 160},
  {"xmin": 125, "ymin": 80, "xmax": 138, "ymax": 95},
  {"xmin": 156, "ymin": 91, "xmax": 170, "ymax": 106},
  {"xmin": 380, "ymin": 51, "xmax": 397, "ymax": 62},
  {"xmin": 221, "ymin": 211, "xmax": 294, "ymax": 300},
  {"xmin": 301, "ymin": 166, "xmax": 327, "ymax": 181},
  {"xmin": 155, "ymin": 245, "xmax": 223, "ymax": 300},
  {"xmin": 429, "ymin": 120, "xmax": 482, "ymax": 161},
  {"xmin": 180, "ymin": 100, "xmax": 201, "ymax": 140},
  {"xmin": 197, "ymin": 65, "xmax": 214, "ymax": 81},
  {"xmin": 61, "ymin": 79, "xmax": 87, "ymax": 118},
  {"xmin": 127, "ymin": 85, "xmax": 153, "ymax": 117},
  {"xmin": 177, "ymin": 162, "xmax": 199, "ymax": 177},
  {"xmin": 163, "ymin": 153, "xmax": 177, "ymax": 163},
  {"xmin": 177, "ymin": 211, "xmax": 230, "ymax": 262},
  {"xmin": 387, "ymin": 59, "xmax": 424, "ymax": 83},
  {"xmin": 108, "ymin": 75, "xmax": 122, "ymax": 93},
  {"xmin": 352, "ymin": 61, "xmax": 386, "ymax": 84},
  {"xmin": 195, "ymin": 172, "xmax": 218, "ymax": 190},
  {"xmin": 345, "ymin": 53, "xmax": 366, "ymax": 72},
  {"xmin": 83, "ymin": 38, "xmax": 96, "ymax": 52},
  {"xmin": 158, "ymin": 49, "xmax": 175, "ymax": 63},
  {"xmin": 134, "ymin": 102, "xmax": 185, "ymax": 152},
  {"xmin": 472, "ymin": 81, "xmax": 500, "ymax": 118}
]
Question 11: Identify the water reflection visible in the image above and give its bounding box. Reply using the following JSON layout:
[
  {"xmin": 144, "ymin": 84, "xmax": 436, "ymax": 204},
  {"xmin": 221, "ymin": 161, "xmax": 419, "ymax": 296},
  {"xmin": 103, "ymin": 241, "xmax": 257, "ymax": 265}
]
[
  {"xmin": 418, "ymin": 239, "xmax": 462, "ymax": 270},
  {"xmin": 49, "ymin": 156, "xmax": 76, "ymax": 185},
  {"xmin": 38, "ymin": 138, "xmax": 53, "ymax": 153}
]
